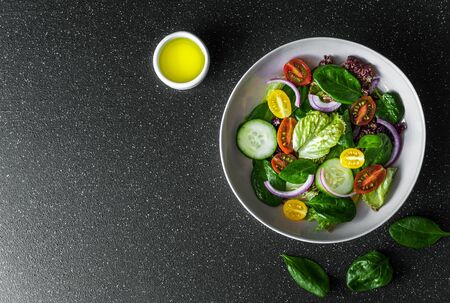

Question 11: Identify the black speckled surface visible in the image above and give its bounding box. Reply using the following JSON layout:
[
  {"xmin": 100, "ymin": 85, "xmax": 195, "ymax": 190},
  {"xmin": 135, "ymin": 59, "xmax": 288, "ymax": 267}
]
[{"xmin": 0, "ymin": 0, "xmax": 449, "ymax": 302}]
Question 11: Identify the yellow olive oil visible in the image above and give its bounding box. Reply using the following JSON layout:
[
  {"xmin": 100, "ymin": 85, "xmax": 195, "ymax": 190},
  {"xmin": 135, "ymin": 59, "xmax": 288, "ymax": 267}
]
[{"xmin": 158, "ymin": 38, "xmax": 205, "ymax": 83}]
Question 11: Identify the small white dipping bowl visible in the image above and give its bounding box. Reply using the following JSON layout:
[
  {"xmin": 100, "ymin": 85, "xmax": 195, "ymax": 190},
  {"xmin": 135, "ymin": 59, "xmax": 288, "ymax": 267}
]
[
  {"xmin": 152, "ymin": 31, "xmax": 210, "ymax": 90},
  {"xmin": 220, "ymin": 37, "xmax": 426, "ymax": 244}
]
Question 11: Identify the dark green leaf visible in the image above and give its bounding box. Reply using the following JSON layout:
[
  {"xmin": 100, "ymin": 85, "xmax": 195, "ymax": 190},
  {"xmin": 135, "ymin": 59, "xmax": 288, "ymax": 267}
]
[
  {"xmin": 363, "ymin": 133, "xmax": 392, "ymax": 168},
  {"xmin": 246, "ymin": 102, "xmax": 273, "ymax": 122},
  {"xmin": 337, "ymin": 104, "xmax": 348, "ymax": 115},
  {"xmin": 389, "ymin": 216, "xmax": 450, "ymax": 249},
  {"xmin": 293, "ymin": 108, "xmax": 304, "ymax": 120},
  {"xmin": 300, "ymin": 85, "xmax": 310, "ymax": 106},
  {"xmin": 279, "ymin": 159, "xmax": 317, "ymax": 184},
  {"xmin": 346, "ymin": 250, "xmax": 393, "ymax": 292},
  {"xmin": 376, "ymin": 92, "xmax": 405, "ymax": 124},
  {"xmin": 338, "ymin": 109, "xmax": 354, "ymax": 148},
  {"xmin": 281, "ymin": 254, "xmax": 330, "ymax": 298},
  {"xmin": 313, "ymin": 65, "xmax": 362, "ymax": 104},
  {"xmin": 263, "ymin": 160, "xmax": 285, "ymax": 190},
  {"xmin": 357, "ymin": 134, "xmax": 383, "ymax": 149},
  {"xmin": 309, "ymin": 81, "xmax": 339, "ymax": 107},
  {"xmin": 282, "ymin": 85, "xmax": 297, "ymax": 110},
  {"xmin": 250, "ymin": 160, "xmax": 284, "ymax": 206},
  {"xmin": 325, "ymin": 145, "xmax": 345, "ymax": 160},
  {"xmin": 306, "ymin": 194, "xmax": 356, "ymax": 230},
  {"xmin": 293, "ymin": 86, "xmax": 311, "ymax": 119}
]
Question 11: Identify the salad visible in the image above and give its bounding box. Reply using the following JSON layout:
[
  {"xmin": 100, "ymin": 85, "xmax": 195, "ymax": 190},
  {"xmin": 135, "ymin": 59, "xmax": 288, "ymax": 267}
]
[{"xmin": 236, "ymin": 56, "xmax": 406, "ymax": 231}]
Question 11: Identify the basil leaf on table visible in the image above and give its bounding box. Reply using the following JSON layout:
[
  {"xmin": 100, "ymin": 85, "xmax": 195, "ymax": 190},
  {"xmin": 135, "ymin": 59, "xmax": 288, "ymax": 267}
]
[
  {"xmin": 306, "ymin": 194, "xmax": 356, "ymax": 230},
  {"xmin": 376, "ymin": 92, "xmax": 405, "ymax": 124},
  {"xmin": 389, "ymin": 216, "xmax": 450, "ymax": 248},
  {"xmin": 250, "ymin": 160, "xmax": 285, "ymax": 206},
  {"xmin": 281, "ymin": 254, "xmax": 330, "ymax": 298},
  {"xmin": 313, "ymin": 65, "xmax": 362, "ymax": 104},
  {"xmin": 279, "ymin": 159, "xmax": 318, "ymax": 184},
  {"xmin": 246, "ymin": 102, "xmax": 273, "ymax": 122},
  {"xmin": 362, "ymin": 133, "xmax": 392, "ymax": 168},
  {"xmin": 346, "ymin": 250, "xmax": 393, "ymax": 292}
]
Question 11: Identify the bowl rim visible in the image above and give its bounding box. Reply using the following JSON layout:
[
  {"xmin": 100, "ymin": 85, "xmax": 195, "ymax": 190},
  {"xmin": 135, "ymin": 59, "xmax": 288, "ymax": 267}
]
[{"xmin": 219, "ymin": 37, "xmax": 426, "ymax": 243}]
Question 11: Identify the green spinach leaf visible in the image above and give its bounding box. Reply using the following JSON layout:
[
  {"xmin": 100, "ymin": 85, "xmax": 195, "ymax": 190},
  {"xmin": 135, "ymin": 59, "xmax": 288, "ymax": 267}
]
[
  {"xmin": 376, "ymin": 92, "xmax": 405, "ymax": 124},
  {"xmin": 282, "ymin": 85, "xmax": 296, "ymax": 109},
  {"xmin": 338, "ymin": 109, "xmax": 354, "ymax": 148},
  {"xmin": 313, "ymin": 65, "xmax": 362, "ymax": 104},
  {"xmin": 293, "ymin": 108, "xmax": 303, "ymax": 121},
  {"xmin": 346, "ymin": 250, "xmax": 393, "ymax": 292},
  {"xmin": 293, "ymin": 86, "xmax": 312, "ymax": 119},
  {"xmin": 357, "ymin": 134, "xmax": 383, "ymax": 149},
  {"xmin": 325, "ymin": 145, "xmax": 345, "ymax": 160},
  {"xmin": 309, "ymin": 81, "xmax": 337, "ymax": 104},
  {"xmin": 389, "ymin": 216, "xmax": 450, "ymax": 249},
  {"xmin": 306, "ymin": 194, "xmax": 356, "ymax": 230},
  {"xmin": 246, "ymin": 102, "xmax": 273, "ymax": 121},
  {"xmin": 279, "ymin": 159, "xmax": 318, "ymax": 184},
  {"xmin": 251, "ymin": 160, "xmax": 284, "ymax": 206},
  {"xmin": 362, "ymin": 133, "xmax": 392, "ymax": 168},
  {"xmin": 263, "ymin": 160, "xmax": 285, "ymax": 190},
  {"xmin": 281, "ymin": 254, "xmax": 330, "ymax": 298}
]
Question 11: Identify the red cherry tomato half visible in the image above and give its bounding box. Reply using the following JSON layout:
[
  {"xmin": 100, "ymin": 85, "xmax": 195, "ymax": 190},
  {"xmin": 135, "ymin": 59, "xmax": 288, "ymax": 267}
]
[
  {"xmin": 271, "ymin": 153, "xmax": 297, "ymax": 174},
  {"xmin": 277, "ymin": 117, "xmax": 297, "ymax": 154},
  {"xmin": 354, "ymin": 164, "xmax": 387, "ymax": 194},
  {"xmin": 350, "ymin": 96, "xmax": 377, "ymax": 126},
  {"xmin": 283, "ymin": 58, "xmax": 312, "ymax": 86}
]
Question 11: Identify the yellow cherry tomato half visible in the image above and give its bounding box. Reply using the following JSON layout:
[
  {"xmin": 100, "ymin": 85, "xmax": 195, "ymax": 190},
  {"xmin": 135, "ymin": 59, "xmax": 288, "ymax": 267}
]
[
  {"xmin": 340, "ymin": 148, "xmax": 365, "ymax": 169},
  {"xmin": 283, "ymin": 199, "xmax": 308, "ymax": 221},
  {"xmin": 267, "ymin": 89, "xmax": 292, "ymax": 118}
]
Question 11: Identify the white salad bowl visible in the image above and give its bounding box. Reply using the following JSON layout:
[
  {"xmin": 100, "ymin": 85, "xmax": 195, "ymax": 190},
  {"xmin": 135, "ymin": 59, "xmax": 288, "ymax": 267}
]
[{"xmin": 220, "ymin": 37, "xmax": 426, "ymax": 243}]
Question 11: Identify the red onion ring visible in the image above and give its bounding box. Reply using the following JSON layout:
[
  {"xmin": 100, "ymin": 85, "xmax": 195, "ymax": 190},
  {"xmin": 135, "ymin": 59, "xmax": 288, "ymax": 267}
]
[
  {"xmin": 319, "ymin": 169, "xmax": 356, "ymax": 198},
  {"xmin": 368, "ymin": 76, "xmax": 380, "ymax": 94},
  {"xmin": 263, "ymin": 174, "xmax": 314, "ymax": 198},
  {"xmin": 266, "ymin": 79, "xmax": 301, "ymax": 108},
  {"xmin": 377, "ymin": 118, "xmax": 402, "ymax": 167},
  {"xmin": 308, "ymin": 94, "xmax": 341, "ymax": 112}
]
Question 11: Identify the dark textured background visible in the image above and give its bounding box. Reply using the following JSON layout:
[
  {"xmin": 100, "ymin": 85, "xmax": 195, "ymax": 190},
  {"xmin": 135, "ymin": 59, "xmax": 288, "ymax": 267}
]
[{"xmin": 0, "ymin": 0, "xmax": 449, "ymax": 302}]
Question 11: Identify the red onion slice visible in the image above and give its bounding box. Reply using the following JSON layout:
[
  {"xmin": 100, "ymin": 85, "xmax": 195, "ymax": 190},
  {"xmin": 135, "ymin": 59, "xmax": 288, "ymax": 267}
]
[
  {"xmin": 308, "ymin": 94, "xmax": 341, "ymax": 112},
  {"xmin": 377, "ymin": 118, "xmax": 402, "ymax": 167},
  {"xmin": 319, "ymin": 169, "xmax": 356, "ymax": 198},
  {"xmin": 266, "ymin": 79, "xmax": 301, "ymax": 108},
  {"xmin": 263, "ymin": 174, "xmax": 314, "ymax": 198},
  {"xmin": 368, "ymin": 76, "xmax": 380, "ymax": 94}
]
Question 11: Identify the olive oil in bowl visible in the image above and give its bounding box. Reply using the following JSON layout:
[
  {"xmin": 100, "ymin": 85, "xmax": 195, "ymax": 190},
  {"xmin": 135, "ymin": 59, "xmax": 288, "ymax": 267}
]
[
  {"xmin": 159, "ymin": 38, "xmax": 205, "ymax": 83},
  {"xmin": 153, "ymin": 32, "xmax": 209, "ymax": 90}
]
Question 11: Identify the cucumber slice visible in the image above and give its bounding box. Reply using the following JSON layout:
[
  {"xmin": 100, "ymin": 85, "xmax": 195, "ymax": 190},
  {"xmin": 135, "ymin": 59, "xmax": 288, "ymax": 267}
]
[
  {"xmin": 316, "ymin": 158, "xmax": 353, "ymax": 196},
  {"xmin": 237, "ymin": 119, "xmax": 277, "ymax": 160}
]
